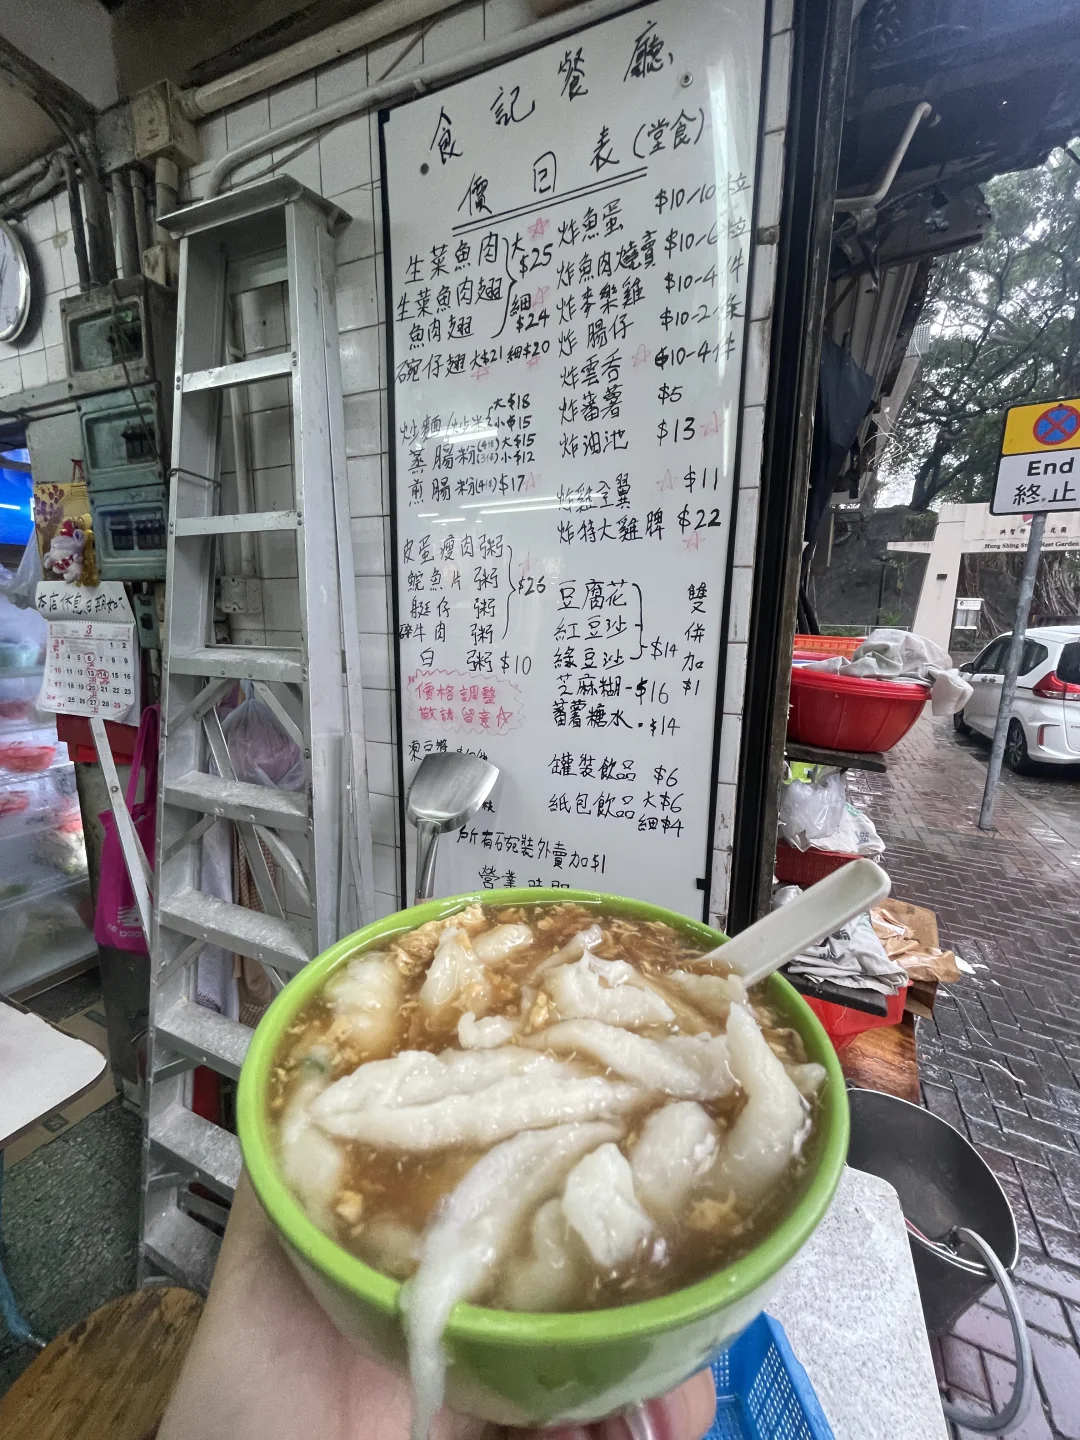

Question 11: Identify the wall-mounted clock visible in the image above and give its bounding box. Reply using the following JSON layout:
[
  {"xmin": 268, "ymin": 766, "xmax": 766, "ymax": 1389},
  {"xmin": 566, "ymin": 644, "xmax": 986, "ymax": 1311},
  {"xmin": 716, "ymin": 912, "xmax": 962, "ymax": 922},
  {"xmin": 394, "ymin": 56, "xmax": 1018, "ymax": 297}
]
[{"xmin": 0, "ymin": 219, "xmax": 32, "ymax": 344}]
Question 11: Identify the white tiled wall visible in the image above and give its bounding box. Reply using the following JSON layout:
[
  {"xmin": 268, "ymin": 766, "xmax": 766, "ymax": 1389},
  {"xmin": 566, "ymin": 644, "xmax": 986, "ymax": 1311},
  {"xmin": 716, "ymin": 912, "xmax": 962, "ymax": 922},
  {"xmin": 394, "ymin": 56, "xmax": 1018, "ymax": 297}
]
[
  {"xmin": 0, "ymin": 192, "xmax": 77, "ymax": 396},
  {"xmin": 194, "ymin": 0, "xmax": 789, "ymax": 925}
]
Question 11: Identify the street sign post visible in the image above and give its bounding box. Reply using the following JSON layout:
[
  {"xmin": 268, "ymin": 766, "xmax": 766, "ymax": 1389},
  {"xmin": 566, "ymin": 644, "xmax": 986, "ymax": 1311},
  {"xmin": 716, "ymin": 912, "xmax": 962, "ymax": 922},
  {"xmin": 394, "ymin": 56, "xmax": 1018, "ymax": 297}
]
[
  {"xmin": 991, "ymin": 398, "xmax": 1080, "ymax": 514},
  {"xmin": 980, "ymin": 396, "xmax": 1080, "ymax": 828}
]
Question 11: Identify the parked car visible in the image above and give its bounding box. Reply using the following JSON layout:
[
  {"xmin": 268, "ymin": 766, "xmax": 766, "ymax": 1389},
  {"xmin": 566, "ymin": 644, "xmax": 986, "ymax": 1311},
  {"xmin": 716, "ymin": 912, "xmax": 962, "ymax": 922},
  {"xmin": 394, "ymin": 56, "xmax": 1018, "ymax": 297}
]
[{"xmin": 954, "ymin": 625, "xmax": 1080, "ymax": 771}]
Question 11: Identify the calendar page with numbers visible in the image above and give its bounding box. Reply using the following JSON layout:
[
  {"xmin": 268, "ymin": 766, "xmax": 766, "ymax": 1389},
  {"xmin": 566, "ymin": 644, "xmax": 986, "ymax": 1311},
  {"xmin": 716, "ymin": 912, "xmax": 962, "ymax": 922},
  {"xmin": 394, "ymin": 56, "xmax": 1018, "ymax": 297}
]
[{"xmin": 40, "ymin": 619, "xmax": 140, "ymax": 720}]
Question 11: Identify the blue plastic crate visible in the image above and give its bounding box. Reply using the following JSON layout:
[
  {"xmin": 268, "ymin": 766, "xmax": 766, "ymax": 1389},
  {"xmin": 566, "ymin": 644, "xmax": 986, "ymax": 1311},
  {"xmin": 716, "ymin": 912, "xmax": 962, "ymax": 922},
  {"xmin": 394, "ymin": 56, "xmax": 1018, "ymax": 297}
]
[{"xmin": 704, "ymin": 1313, "xmax": 835, "ymax": 1440}]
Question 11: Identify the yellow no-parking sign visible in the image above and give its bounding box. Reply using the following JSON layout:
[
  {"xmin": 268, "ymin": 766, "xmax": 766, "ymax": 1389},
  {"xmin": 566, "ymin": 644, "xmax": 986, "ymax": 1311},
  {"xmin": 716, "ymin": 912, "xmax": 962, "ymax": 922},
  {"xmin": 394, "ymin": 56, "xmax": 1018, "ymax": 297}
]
[{"xmin": 993, "ymin": 398, "xmax": 1080, "ymax": 513}]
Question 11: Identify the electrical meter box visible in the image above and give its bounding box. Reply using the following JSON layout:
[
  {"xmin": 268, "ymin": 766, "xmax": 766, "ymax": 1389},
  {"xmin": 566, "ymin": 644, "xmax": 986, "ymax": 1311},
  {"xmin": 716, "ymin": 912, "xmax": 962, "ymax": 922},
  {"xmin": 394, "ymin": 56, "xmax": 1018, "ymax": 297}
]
[
  {"xmin": 61, "ymin": 277, "xmax": 176, "ymax": 395},
  {"xmin": 90, "ymin": 485, "xmax": 168, "ymax": 579},
  {"xmin": 79, "ymin": 385, "xmax": 168, "ymax": 491},
  {"xmin": 79, "ymin": 384, "xmax": 170, "ymax": 579}
]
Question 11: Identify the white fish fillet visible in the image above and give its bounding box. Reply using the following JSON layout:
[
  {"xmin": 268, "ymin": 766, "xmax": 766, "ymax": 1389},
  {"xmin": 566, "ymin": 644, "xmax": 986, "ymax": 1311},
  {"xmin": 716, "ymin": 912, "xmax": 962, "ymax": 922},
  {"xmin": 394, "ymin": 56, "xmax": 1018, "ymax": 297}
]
[
  {"xmin": 561, "ymin": 1141, "xmax": 653, "ymax": 1268},
  {"xmin": 278, "ymin": 1075, "xmax": 344, "ymax": 1229},
  {"xmin": 662, "ymin": 1033, "xmax": 736, "ymax": 1097},
  {"xmin": 545, "ymin": 954, "xmax": 675, "ymax": 1028},
  {"xmin": 457, "ymin": 1012, "xmax": 520, "ymax": 1049},
  {"xmin": 361, "ymin": 1217, "xmax": 422, "ymax": 1279},
  {"xmin": 528, "ymin": 1018, "xmax": 729, "ymax": 1098},
  {"xmin": 667, "ymin": 969, "xmax": 746, "ymax": 1017},
  {"xmin": 529, "ymin": 924, "xmax": 604, "ymax": 980},
  {"xmin": 498, "ymin": 1197, "xmax": 584, "ymax": 1312},
  {"xmin": 418, "ymin": 927, "xmax": 491, "ymax": 1017},
  {"xmin": 311, "ymin": 1046, "xmax": 559, "ymax": 1121},
  {"xmin": 630, "ymin": 1102, "xmax": 720, "ymax": 1220},
  {"xmin": 323, "ymin": 952, "xmax": 404, "ymax": 1057},
  {"xmin": 471, "ymin": 923, "xmax": 534, "ymax": 964},
  {"xmin": 402, "ymin": 1121, "xmax": 621, "ymax": 1440},
  {"xmin": 313, "ymin": 1070, "xmax": 644, "ymax": 1151},
  {"xmin": 791, "ymin": 1061, "xmax": 827, "ymax": 1099},
  {"xmin": 708, "ymin": 1004, "xmax": 810, "ymax": 1208}
]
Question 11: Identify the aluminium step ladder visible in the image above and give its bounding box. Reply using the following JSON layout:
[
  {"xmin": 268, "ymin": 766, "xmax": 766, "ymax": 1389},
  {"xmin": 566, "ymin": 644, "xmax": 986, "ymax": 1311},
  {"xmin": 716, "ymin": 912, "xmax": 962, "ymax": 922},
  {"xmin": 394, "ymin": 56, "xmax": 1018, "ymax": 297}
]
[{"xmin": 140, "ymin": 178, "xmax": 374, "ymax": 1292}]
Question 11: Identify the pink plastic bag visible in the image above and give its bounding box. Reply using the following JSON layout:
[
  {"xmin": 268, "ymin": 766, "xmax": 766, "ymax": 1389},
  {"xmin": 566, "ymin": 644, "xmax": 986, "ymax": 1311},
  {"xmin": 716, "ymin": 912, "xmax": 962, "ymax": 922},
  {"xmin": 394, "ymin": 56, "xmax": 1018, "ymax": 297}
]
[{"xmin": 94, "ymin": 704, "xmax": 159, "ymax": 952}]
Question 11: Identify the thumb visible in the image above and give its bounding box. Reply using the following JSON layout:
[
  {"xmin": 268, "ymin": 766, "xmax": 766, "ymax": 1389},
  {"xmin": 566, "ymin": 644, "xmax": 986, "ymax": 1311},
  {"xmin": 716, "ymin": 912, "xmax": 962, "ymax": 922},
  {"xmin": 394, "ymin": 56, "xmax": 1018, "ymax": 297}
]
[{"xmin": 541, "ymin": 1367, "xmax": 717, "ymax": 1440}]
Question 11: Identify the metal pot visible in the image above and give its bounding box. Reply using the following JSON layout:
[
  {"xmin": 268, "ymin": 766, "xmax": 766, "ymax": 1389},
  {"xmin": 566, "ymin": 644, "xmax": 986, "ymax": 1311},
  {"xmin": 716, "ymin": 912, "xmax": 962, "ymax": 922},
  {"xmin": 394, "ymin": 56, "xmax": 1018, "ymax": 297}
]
[{"xmin": 847, "ymin": 1087, "xmax": 1034, "ymax": 1435}]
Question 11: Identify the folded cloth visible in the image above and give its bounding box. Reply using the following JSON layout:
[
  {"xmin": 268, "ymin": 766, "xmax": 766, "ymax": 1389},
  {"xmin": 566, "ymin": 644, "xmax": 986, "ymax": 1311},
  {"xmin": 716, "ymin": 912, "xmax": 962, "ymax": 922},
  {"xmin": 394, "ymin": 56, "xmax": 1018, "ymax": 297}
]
[
  {"xmin": 797, "ymin": 630, "xmax": 973, "ymax": 717},
  {"xmin": 786, "ymin": 911, "xmax": 908, "ymax": 995}
]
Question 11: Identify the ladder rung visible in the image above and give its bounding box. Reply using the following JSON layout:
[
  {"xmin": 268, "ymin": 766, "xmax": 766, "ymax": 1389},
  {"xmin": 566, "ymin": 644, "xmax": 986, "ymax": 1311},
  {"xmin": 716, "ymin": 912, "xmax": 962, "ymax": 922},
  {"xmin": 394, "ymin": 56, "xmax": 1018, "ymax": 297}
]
[
  {"xmin": 166, "ymin": 770, "xmax": 310, "ymax": 831},
  {"xmin": 169, "ymin": 645, "xmax": 304, "ymax": 684},
  {"xmin": 174, "ymin": 511, "xmax": 300, "ymax": 537},
  {"xmin": 149, "ymin": 1105, "xmax": 242, "ymax": 1198},
  {"xmin": 156, "ymin": 998, "xmax": 253, "ymax": 1081},
  {"xmin": 182, "ymin": 352, "xmax": 292, "ymax": 393},
  {"xmin": 160, "ymin": 888, "xmax": 312, "ymax": 970},
  {"xmin": 142, "ymin": 1204, "xmax": 221, "ymax": 1295}
]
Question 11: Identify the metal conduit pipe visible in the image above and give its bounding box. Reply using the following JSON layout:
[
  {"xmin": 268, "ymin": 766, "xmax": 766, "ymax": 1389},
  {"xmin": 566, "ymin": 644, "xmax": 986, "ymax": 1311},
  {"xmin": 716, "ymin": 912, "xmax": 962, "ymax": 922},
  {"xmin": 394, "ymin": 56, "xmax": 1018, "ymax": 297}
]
[
  {"xmin": 226, "ymin": 310, "xmax": 258, "ymax": 578},
  {"xmin": 111, "ymin": 168, "xmax": 140, "ymax": 277},
  {"xmin": 184, "ymin": 0, "xmax": 465, "ymax": 119},
  {"xmin": 130, "ymin": 166, "xmax": 152, "ymax": 263},
  {"xmin": 833, "ymin": 101, "xmax": 933, "ymax": 213},
  {"xmin": 62, "ymin": 152, "xmax": 92, "ymax": 291},
  {"xmin": 0, "ymin": 156, "xmax": 67, "ymax": 221},
  {"xmin": 155, "ymin": 156, "xmax": 179, "ymax": 243},
  {"xmin": 0, "ymin": 151, "xmax": 59, "ymax": 205},
  {"xmin": 206, "ymin": 0, "xmax": 639, "ymax": 197}
]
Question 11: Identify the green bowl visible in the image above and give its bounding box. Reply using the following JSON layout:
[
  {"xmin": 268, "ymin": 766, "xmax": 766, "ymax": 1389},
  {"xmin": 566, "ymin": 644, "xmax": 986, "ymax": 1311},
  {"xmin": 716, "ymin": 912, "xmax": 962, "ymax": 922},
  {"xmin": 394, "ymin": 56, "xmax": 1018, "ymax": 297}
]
[{"xmin": 237, "ymin": 888, "xmax": 848, "ymax": 1426}]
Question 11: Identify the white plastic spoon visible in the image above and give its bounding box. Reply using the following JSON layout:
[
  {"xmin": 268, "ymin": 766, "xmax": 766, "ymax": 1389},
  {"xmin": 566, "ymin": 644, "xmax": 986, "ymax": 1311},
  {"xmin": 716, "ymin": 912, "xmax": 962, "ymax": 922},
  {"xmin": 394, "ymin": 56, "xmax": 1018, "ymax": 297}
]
[{"xmin": 700, "ymin": 857, "xmax": 891, "ymax": 988}]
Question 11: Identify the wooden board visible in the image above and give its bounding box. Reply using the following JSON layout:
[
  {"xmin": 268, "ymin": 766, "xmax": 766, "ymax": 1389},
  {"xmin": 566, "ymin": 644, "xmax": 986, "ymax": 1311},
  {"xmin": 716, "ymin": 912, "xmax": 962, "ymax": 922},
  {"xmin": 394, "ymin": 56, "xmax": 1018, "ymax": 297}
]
[
  {"xmin": 840, "ymin": 1012, "xmax": 920, "ymax": 1104},
  {"xmin": 785, "ymin": 740, "xmax": 888, "ymax": 773},
  {"xmin": 0, "ymin": 1287, "xmax": 202, "ymax": 1440}
]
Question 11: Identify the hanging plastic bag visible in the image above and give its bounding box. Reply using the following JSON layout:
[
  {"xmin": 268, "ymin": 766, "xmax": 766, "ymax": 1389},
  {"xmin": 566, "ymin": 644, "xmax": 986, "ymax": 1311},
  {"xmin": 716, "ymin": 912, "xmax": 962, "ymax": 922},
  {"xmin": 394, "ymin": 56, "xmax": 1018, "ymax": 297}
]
[
  {"xmin": 221, "ymin": 684, "xmax": 305, "ymax": 791},
  {"xmin": 6, "ymin": 534, "xmax": 43, "ymax": 610},
  {"xmin": 95, "ymin": 704, "xmax": 159, "ymax": 952},
  {"xmin": 777, "ymin": 765, "xmax": 847, "ymax": 851}
]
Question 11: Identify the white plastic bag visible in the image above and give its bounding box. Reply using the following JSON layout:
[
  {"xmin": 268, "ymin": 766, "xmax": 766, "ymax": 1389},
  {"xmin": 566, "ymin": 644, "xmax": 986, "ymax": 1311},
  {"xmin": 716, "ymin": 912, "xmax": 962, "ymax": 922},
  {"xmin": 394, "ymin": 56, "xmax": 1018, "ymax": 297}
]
[
  {"xmin": 819, "ymin": 804, "xmax": 885, "ymax": 857},
  {"xmin": 777, "ymin": 768, "xmax": 847, "ymax": 851},
  {"xmin": 222, "ymin": 687, "xmax": 305, "ymax": 791},
  {"xmin": 5, "ymin": 537, "xmax": 42, "ymax": 610}
]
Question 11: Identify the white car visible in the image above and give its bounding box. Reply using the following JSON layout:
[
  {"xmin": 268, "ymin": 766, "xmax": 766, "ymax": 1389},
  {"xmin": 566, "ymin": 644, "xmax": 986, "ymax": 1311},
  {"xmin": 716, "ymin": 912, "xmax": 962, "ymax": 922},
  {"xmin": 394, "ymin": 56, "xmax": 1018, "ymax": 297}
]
[{"xmin": 954, "ymin": 624, "xmax": 1080, "ymax": 770}]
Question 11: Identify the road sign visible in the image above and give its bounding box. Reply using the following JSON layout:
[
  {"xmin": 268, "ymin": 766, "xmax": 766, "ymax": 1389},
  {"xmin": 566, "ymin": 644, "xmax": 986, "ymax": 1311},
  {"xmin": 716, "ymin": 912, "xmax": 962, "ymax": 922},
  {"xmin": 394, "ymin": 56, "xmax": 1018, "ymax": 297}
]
[{"xmin": 993, "ymin": 397, "xmax": 1080, "ymax": 514}]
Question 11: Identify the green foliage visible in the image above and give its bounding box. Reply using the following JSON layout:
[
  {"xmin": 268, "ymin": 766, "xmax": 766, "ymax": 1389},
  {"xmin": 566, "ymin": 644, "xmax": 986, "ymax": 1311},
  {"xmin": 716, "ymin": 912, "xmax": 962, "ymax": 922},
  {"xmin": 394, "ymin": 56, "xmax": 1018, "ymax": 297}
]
[{"xmin": 890, "ymin": 148, "xmax": 1080, "ymax": 509}]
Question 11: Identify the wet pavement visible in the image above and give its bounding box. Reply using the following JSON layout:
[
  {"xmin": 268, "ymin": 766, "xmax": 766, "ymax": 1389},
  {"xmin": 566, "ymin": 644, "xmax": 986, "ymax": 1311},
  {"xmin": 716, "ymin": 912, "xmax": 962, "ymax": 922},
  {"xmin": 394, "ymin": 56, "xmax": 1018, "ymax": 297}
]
[{"xmin": 852, "ymin": 713, "xmax": 1080, "ymax": 1439}]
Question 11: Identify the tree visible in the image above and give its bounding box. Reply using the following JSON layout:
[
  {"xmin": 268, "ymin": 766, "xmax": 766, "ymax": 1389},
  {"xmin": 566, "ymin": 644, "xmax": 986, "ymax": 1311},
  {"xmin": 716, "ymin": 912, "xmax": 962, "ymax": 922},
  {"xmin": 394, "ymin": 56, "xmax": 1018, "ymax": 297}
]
[{"xmin": 889, "ymin": 147, "xmax": 1080, "ymax": 511}]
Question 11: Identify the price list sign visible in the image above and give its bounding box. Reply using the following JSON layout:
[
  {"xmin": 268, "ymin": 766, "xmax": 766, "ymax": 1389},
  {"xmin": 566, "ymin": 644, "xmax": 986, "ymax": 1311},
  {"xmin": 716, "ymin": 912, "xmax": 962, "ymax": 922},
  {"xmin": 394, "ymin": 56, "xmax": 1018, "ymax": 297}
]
[{"xmin": 383, "ymin": 0, "xmax": 766, "ymax": 911}]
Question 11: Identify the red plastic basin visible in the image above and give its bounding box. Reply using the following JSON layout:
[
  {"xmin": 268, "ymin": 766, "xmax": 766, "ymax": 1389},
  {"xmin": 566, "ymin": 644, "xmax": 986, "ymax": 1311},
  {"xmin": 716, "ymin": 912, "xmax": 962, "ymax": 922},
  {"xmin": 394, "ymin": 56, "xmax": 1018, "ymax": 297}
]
[{"xmin": 788, "ymin": 667, "xmax": 929, "ymax": 752}]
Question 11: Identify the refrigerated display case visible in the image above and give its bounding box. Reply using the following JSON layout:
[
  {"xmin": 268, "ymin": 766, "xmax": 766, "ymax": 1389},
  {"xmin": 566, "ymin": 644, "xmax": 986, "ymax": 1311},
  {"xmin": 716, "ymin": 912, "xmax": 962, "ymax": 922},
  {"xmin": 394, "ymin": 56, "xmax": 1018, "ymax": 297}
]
[{"xmin": 0, "ymin": 592, "xmax": 95, "ymax": 994}]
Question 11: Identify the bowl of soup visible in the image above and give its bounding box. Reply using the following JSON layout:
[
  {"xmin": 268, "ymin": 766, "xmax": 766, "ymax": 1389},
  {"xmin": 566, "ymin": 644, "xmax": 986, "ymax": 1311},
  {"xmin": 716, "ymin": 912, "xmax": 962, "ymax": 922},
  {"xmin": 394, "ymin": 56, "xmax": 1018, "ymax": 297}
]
[{"xmin": 237, "ymin": 889, "xmax": 848, "ymax": 1432}]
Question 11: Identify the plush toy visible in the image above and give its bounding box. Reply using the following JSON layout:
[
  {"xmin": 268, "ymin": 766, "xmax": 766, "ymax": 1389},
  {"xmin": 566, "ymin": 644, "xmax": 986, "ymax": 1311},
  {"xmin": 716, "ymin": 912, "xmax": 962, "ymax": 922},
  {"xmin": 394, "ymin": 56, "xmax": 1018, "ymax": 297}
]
[{"xmin": 43, "ymin": 517, "xmax": 88, "ymax": 583}]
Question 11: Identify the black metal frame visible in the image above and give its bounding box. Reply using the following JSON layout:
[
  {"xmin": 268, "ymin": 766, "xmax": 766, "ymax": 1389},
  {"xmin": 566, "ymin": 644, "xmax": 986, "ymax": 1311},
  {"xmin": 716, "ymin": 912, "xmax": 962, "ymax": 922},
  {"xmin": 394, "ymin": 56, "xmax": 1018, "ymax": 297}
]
[{"xmin": 726, "ymin": 0, "xmax": 855, "ymax": 933}]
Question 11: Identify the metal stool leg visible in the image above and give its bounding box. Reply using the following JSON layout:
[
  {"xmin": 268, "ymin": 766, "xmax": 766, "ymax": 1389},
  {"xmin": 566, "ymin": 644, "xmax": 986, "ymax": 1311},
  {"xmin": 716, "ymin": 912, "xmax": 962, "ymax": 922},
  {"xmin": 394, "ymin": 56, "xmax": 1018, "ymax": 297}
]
[{"xmin": 0, "ymin": 1160, "xmax": 47, "ymax": 1349}]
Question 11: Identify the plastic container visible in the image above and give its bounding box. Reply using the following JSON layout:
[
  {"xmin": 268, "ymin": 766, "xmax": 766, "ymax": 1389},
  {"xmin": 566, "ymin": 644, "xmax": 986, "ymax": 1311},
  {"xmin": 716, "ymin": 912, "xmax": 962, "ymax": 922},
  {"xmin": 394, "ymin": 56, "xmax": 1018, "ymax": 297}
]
[
  {"xmin": 792, "ymin": 634, "xmax": 862, "ymax": 660},
  {"xmin": 0, "ymin": 874, "xmax": 96, "ymax": 994},
  {"xmin": 803, "ymin": 986, "xmax": 908, "ymax": 1051},
  {"xmin": 774, "ymin": 841, "xmax": 858, "ymax": 888},
  {"xmin": 788, "ymin": 668, "xmax": 929, "ymax": 752},
  {"xmin": 0, "ymin": 816, "xmax": 88, "ymax": 902},
  {"xmin": 707, "ymin": 1311, "xmax": 834, "ymax": 1439},
  {"xmin": 0, "ymin": 742, "xmax": 57, "ymax": 773},
  {"xmin": 0, "ymin": 760, "xmax": 79, "ymax": 838}
]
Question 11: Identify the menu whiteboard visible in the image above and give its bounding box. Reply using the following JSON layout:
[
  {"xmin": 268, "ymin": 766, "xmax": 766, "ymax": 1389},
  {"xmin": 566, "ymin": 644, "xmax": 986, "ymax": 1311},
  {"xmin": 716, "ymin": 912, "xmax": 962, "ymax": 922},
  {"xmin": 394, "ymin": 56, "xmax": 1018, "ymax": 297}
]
[{"xmin": 383, "ymin": 0, "xmax": 767, "ymax": 913}]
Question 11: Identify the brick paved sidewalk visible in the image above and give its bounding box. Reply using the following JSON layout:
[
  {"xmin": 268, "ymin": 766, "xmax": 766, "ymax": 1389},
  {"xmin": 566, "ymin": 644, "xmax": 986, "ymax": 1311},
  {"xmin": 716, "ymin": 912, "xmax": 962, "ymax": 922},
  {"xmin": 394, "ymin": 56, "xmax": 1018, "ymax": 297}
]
[{"xmin": 851, "ymin": 713, "xmax": 1080, "ymax": 1440}]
